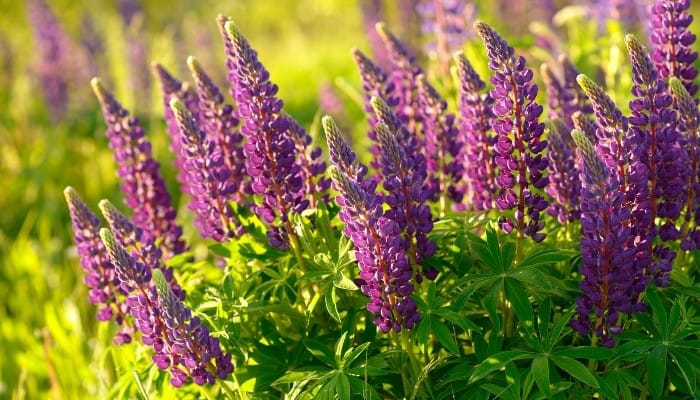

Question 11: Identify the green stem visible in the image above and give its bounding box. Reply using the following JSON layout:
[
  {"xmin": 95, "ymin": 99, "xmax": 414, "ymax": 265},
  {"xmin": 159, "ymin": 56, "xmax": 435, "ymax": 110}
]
[
  {"xmin": 504, "ymin": 233, "xmax": 525, "ymax": 338},
  {"xmin": 400, "ymin": 330, "xmax": 427, "ymax": 399},
  {"xmin": 220, "ymin": 374, "xmax": 245, "ymax": 400}
]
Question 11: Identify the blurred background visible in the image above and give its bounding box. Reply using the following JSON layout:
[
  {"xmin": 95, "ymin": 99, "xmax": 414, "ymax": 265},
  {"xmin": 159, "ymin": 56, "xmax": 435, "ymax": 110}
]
[{"xmin": 1, "ymin": 0, "xmax": 698, "ymax": 398}]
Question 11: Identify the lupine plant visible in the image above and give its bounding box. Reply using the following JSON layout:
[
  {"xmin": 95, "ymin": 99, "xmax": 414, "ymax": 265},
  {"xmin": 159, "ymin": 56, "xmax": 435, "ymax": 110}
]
[{"xmin": 12, "ymin": 0, "xmax": 698, "ymax": 399}]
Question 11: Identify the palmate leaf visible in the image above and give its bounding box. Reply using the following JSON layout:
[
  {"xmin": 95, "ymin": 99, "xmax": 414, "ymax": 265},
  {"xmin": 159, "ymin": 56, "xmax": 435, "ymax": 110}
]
[
  {"xmin": 468, "ymin": 350, "xmax": 534, "ymax": 384},
  {"xmin": 531, "ymin": 356, "xmax": 551, "ymax": 397},
  {"xmin": 647, "ymin": 345, "xmax": 667, "ymax": 400},
  {"xmin": 517, "ymin": 249, "xmax": 576, "ymax": 268},
  {"xmin": 549, "ymin": 355, "xmax": 599, "ymax": 389},
  {"xmin": 304, "ymin": 339, "xmax": 336, "ymax": 368}
]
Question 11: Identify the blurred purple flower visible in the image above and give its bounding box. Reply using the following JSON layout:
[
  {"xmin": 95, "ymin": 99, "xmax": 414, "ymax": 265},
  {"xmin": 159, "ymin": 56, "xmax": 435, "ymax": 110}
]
[
  {"xmin": 282, "ymin": 113, "xmax": 330, "ymax": 207},
  {"xmin": 416, "ymin": 0, "xmax": 475, "ymax": 73},
  {"xmin": 359, "ymin": 0, "xmax": 391, "ymax": 69},
  {"xmin": 545, "ymin": 119, "xmax": 582, "ymax": 224}
]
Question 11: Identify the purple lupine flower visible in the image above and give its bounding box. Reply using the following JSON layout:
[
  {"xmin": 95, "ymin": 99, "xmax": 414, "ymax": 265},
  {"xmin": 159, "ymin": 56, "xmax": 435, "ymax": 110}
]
[
  {"xmin": 474, "ymin": 21, "xmax": 548, "ymax": 242},
  {"xmin": 626, "ymin": 34, "xmax": 683, "ymax": 286},
  {"xmin": 559, "ymin": 55, "xmax": 595, "ymax": 117},
  {"xmin": 98, "ymin": 199, "xmax": 183, "ymax": 300},
  {"xmin": 454, "ymin": 51, "xmax": 497, "ymax": 212},
  {"xmin": 576, "ymin": 74, "xmax": 631, "ymax": 192},
  {"xmin": 669, "ymin": 77, "xmax": 700, "ymax": 250},
  {"xmin": 282, "ymin": 113, "xmax": 330, "ymax": 207},
  {"xmin": 374, "ymin": 120, "xmax": 437, "ymax": 282},
  {"xmin": 186, "ymin": 56, "xmax": 249, "ymax": 202},
  {"xmin": 324, "ymin": 122, "xmax": 418, "ymax": 332},
  {"xmin": 572, "ymin": 111, "xmax": 599, "ymax": 145},
  {"xmin": 649, "ymin": 0, "xmax": 698, "ymax": 98},
  {"xmin": 64, "ymin": 187, "xmax": 132, "ymax": 344},
  {"xmin": 376, "ymin": 23, "xmax": 424, "ymax": 136},
  {"xmin": 359, "ymin": 0, "xmax": 391, "ymax": 69},
  {"xmin": 541, "ymin": 63, "xmax": 577, "ymax": 128},
  {"xmin": 152, "ymin": 62, "xmax": 200, "ymax": 196},
  {"xmin": 416, "ymin": 0, "xmax": 476, "ymax": 73},
  {"xmin": 416, "ymin": 74, "xmax": 463, "ymax": 213},
  {"xmin": 570, "ymin": 130, "xmax": 643, "ymax": 348},
  {"xmin": 545, "ymin": 119, "xmax": 582, "ymax": 224},
  {"xmin": 169, "ymin": 98, "xmax": 243, "ymax": 242},
  {"xmin": 91, "ymin": 78, "xmax": 187, "ymax": 260},
  {"xmin": 322, "ymin": 116, "xmax": 368, "ymax": 182},
  {"xmin": 152, "ymin": 269, "xmax": 234, "ymax": 386},
  {"xmin": 585, "ymin": 0, "xmax": 646, "ymax": 32},
  {"xmin": 221, "ymin": 20, "xmax": 309, "ymax": 249}
]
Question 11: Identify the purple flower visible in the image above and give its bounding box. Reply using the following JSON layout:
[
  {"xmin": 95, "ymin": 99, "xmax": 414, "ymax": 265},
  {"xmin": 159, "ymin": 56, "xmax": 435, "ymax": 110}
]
[
  {"xmin": 570, "ymin": 130, "xmax": 644, "ymax": 348},
  {"xmin": 322, "ymin": 116, "xmax": 367, "ymax": 181},
  {"xmin": 282, "ymin": 113, "xmax": 330, "ymax": 207},
  {"xmin": 625, "ymin": 34, "xmax": 682, "ymax": 286},
  {"xmin": 669, "ymin": 77, "xmax": 700, "ymax": 250},
  {"xmin": 474, "ymin": 20, "xmax": 548, "ymax": 242},
  {"xmin": 152, "ymin": 62, "xmax": 200, "ymax": 196},
  {"xmin": 416, "ymin": 74, "xmax": 463, "ymax": 213},
  {"xmin": 64, "ymin": 187, "xmax": 132, "ymax": 343},
  {"xmin": 454, "ymin": 51, "xmax": 497, "ymax": 212},
  {"xmin": 559, "ymin": 55, "xmax": 594, "ymax": 117},
  {"xmin": 649, "ymin": 0, "xmax": 698, "ymax": 98},
  {"xmin": 416, "ymin": 0, "xmax": 476, "ymax": 73},
  {"xmin": 169, "ymin": 98, "xmax": 244, "ymax": 242},
  {"xmin": 187, "ymin": 56, "xmax": 249, "ymax": 202},
  {"xmin": 541, "ymin": 63, "xmax": 577, "ymax": 128},
  {"xmin": 545, "ymin": 120, "xmax": 582, "ymax": 224},
  {"xmin": 119, "ymin": 0, "xmax": 149, "ymax": 111},
  {"xmin": 220, "ymin": 20, "xmax": 310, "ymax": 249},
  {"xmin": 572, "ymin": 111, "xmax": 599, "ymax": 145},
  {"xmin": 91, "ymin": 78, "xmax": 187, "ymax": 260},
  {"xmin": 359, "ymin": 0, "xmax": 391, "ymax": 69}
]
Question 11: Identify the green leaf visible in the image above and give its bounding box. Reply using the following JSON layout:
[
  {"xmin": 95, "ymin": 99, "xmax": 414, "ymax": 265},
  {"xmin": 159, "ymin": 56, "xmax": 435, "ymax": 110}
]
[
  {"xmin": 504, "ymin": 278, "xmax": 534, "ymax": 323},
  {"xmin": 531, "ymin": 356, "xmax": 551, "ymax": 397},
  {"xmin": 537, "ymin": 297, "xmax": 552, "ymax": 339},
  {"xmin": 347, "ymin": 376, "xmax": 381, "ymax": 400},
  {"xmin": 341, "ymin": 342, "xmax": 371, "ymax": 369},
  {"xmin": 666, "ymin": 299, "xmax": 680, "ymax": 339},
  {"xmin": 647, "ymin": 345, "xmax": 666, "ymax": 400},
  {"xmin": 550, "ymin": 355, "xmax": 599, "ymax": 389},
  {"xmin": 336, "ymin": 373, "xmax": 351, "ymax": 400},
  {"xmin": 325, "ymin": 286, "xmax": 341, "ymax": 323},
  {"xmin": 509, "ymin": 266, "xmax": 554, "ymax": 290},
  {"xmin": 501, "ymin": 241, "xmax": 516, "ymax": 271},
  {"xmin": 518, "ymin": 249, "xmax": 575, "ymax": 268},
  {"xmin": 469, "ymin": 350, "xmax": 534, "ymax": 384},
  {"xmin": 304, "ymin": 339, "xmax": 336, "ymax": 368},
  {"xmin": 545, "ymin": 309, "xmax": 575, "ymax": 350},
  {"xmin": 481, "ymin": 383, "xmax": 520, "ymax": 400},
  {"xmin": 432, "ymin": 318, "xmax": 460, "ymax": 354},
  {"xmin": 553, "ymin": 346, "xmax": 614, "ymax": 361},
  {"xmin": 668, "ymin": 349, "xmax": 696, "ymax": 395},
  {"xmin": 433, "ymin": 308, "xmax": 481, "ymax": 333},
  {"xmin": 645, "ymin": 286, "xmax": 667, "ymax": 337},
  {"xmin": 333, "ymin": 273, "xmax": 358, "ymax": 291}
]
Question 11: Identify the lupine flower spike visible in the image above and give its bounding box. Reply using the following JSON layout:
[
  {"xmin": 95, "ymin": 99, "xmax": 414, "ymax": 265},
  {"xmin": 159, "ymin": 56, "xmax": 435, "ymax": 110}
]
[
  {"xmin": 545, "ymin": 119, "xmax": 581, "ymax": 225},
  {"xmin": 169, "ymin": 98, "xmax": 244, "ymax": 242},
  {"xmin": 91, "ymin": 78, "xmax": 187, "ymax": 260},
  {"xmin": 64, "ymin": 187, "xmax": 132, "ymax": 344},
  {"xmin": 221, "ymin": 19, "xmax": 310, "ymax": 250},
  {"xmin": 570, "ymin": 130, "xmax": 642, "ymax": 348},
  {"xmin": 454, "ymin": 51, "xmax": 497, "ymax": 212},
  {"xmin": 324, "ymin": 117, "xmax": 418, "ymax": 332},
  {"xmin": 541, "ymin": 63, "xmax": 576, "ymax": 127},
  {"xmin": 474, "ymin": 20, "xmax": 548, "ymax": 242}
]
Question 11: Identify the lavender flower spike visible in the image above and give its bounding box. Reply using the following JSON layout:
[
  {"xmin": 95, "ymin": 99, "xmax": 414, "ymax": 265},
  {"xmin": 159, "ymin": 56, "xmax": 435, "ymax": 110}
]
[
  {"xmin": 650, "ymin": 0, "xmax": 698, "ymax": 98},
  {"xmin": 322, "ymin": 115, "xmax": 366, "ymax": 180},
  {"xmin": 169, "ymin": 98, "xmax": 243, "ymax": 242},
  {"xmin": 545, "ymin": 119, "xmax": 582, "ymax": 224},
  {"xmin": 64, "ymin": 187, "xmax": 131, "ymax": 344},
  {"xmin": 222, "ymin": 20, "xmax": 309, "ymax": 249},
  {"xmin": 91, "ymin": 78, "xmax": 187, "ymax": 260},
  {"xmin": 570, "ymin": 130, "xmax": 641, "ymax": 347},
  {"xmin": 474, "ymin": 20, "xmax": 548, "ymax": 242}
]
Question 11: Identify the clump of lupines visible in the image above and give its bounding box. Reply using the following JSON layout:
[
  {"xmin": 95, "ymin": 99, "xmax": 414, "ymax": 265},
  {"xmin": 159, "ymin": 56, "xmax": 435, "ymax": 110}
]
[
  {"xmin": 545, "ymin": 119, "xmax": 582, "ymax": 224},
  {"xmin": 649, "ymin": 0, "xmax": 698, "ymax": 98},
  {"xmin": 64, "ymin": 187, "xmax": 132, "ymax": 344},
  {"xmin": 324, "ymin": 118, "xmax": 418, "ymax": 333},
  {"xmin": 170, "ymin": 98, "xmax": 244, "ymax": 241},
  {"xmin": 454, "ymin": 51, "xmax": 497, "ymax": 212},
  {"xmin": 99, "ymin": 229, "xmax": 233, "ymax": 387},
  {"xmin": 570, "ymin": 129, "xmax": 644, "ymax": 347},
  {"xmin": 474, "ymin": 20, "xmax": 548, "ymax": 242},
  {"xmin": 372, "ymin": 97, "xmax": 437, "ymax": 281},
  {"xmin": 152, "ymin": 62, "xmax": 200, "ymax": 195},
  {"xmin": 625, "ymin": 34, "xmax": 682, "ymax": 286},
  {"xmin": 416, "ymin": 0, "xmax": 475, "ymax": 73},
  {"xmin": 220, "ymin": 19, "xmax": 311, "ymax": 249},
  {"xmin": 187, "ymin": 56, "xmax": 249, "ymax": 203},
  {"xmin": 91, "ymin": 78, "xmax": 187, "ymax": 260},
  {"xmin": 669, "ymin": 77, "xmax": 700, "ymax": 250},
  {"xmin": 416, "ymin": 74, "xmax": 463, "ymax": 213}
]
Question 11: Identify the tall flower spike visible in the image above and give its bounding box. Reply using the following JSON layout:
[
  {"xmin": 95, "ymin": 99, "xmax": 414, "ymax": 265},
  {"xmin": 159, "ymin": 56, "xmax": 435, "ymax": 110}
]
[
  {"xmin": 186, "ymin": 56, "xmax": 249, "ymax": 202},
  {"xmin": 169, "ymin": 98, "xmax": 243, "ymax": 242},
  {"xmin": 669, "ymin": 77, "xmax": 700, "ymax": 250},
  {"xmin": 222, "ymin": 20, "xmax": 309, "ymax": 249},
  {"xmin": 570, "ymin": 130, "xmax": 642, "ymax": 348},
  {"xmin": 416, "ymin": 74, "xmax": 463, "ymax": 213},
  {"xmin": 649, "ymin": 0, "xmax": 698, "ymax": 98},
  {"xmin": 541, "ymin": 63, "xmax": 577, "ymax": 127},
  {"xmin": 375, "ymin": 121, "xmax": 437, "ymax": 281},
  {"xmin": 327, "ymin": 164, "xmax": 418, "ymax": 333},
  {"xmin": 91, "ymin": 78, "xmax": 187, "ymax": 260},
  {"xmin": 322, "ymin": 116, "xmax": 367, "ymax": 181},
  {"xmin": 454, "ymin": 51, "xmax": 497, "ymax": 212},
  {"xmin": 64, "ymin": 187, "xmax": 132, "ymax": 344},
  {"xmin": 152, "ymin": 62, "xmax": 200, "ymax": 196},
  {"xmin": 576, "ymin": 74, "xmax": 631, "ymax": 192},
  {"xmin": 376, "ymin": 22, "xmax": 424, "ymax": 135},
  {"xmin": 626, "ymin": 34, "xmax": 682, "ymax": 286},
  {"xmin": 545, "ymin": 119, "xmax": 582, "ymax": 224},
  {"xmin": 474, "ymin": 20, "xmax": 548, "ymax": 242}
]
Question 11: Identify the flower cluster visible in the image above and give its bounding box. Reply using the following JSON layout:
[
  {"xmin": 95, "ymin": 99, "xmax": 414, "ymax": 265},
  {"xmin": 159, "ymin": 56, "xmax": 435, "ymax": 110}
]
[
  {"xmin": 91, "ymin": 78, "xmax": 187, "ymax": 259},
  {"xmin": 474, "ymin": 20, "xmax": 548, "ymax": 242}
]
